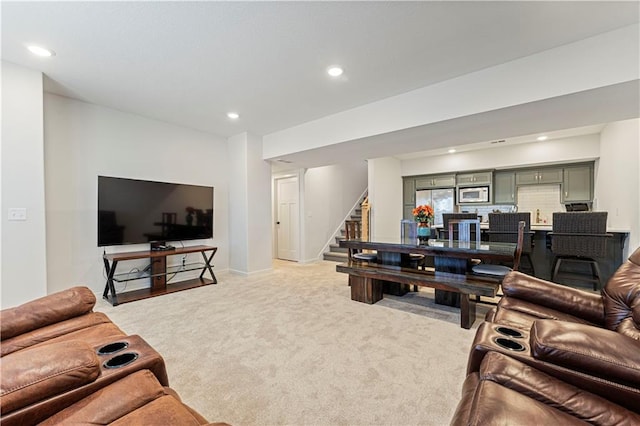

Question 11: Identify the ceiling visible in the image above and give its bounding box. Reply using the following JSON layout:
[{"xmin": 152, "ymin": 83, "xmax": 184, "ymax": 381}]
[
  {"xmin": 271, "ymin": 79, "xmax": 639, "ymax": 169},
  {"xmin": 2, "ymin": 1, "xmax": 639, "ymax": 143}
]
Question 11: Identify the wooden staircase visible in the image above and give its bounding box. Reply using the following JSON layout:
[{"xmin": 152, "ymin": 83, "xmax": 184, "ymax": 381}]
[{"xmin": 322, "ymin": 208, "xmax": 363, "ymax": 262}]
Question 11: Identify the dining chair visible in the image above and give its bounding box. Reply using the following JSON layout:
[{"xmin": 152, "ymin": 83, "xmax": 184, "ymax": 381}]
[
  {"xmin": 472, "ymin": 220, "xmax": 525, "ymax": 278},
  {"xmin": 447, "ymin": 219, "xmax": 481, "ymax": 245},
  {"xmin": 446, "ymin": 219, "xmax": 483, "ymax": 279},
  {"xmin": 484, "ymin": 212, "xmax": 535, "ymax": 275},
  {"xmin": 442, "ymin": 213, "xmax": 480, "ymax": 240},
  {"xmin": 550, "ymin": 212, "xmax": 611, "ymax": 290},
  {"xmin": 344, "ymin": 220, "xmax": 377, "ymax": 263}
]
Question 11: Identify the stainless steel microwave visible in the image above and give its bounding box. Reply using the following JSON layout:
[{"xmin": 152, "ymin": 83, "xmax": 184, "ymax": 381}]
[{"xmin": 458, "ymin": 186, "xmax": 490, "ymax": 203}]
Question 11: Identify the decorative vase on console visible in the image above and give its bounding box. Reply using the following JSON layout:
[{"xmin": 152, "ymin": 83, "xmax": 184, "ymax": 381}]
[{"xmin": 412, "ymin": 204, "xmax": 434, "ymax": 245}]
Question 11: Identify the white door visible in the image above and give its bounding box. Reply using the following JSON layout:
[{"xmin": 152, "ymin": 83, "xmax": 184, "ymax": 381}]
[{"xmin": 276, "ymin": 176, "xmax": 299, "ymax": 261}]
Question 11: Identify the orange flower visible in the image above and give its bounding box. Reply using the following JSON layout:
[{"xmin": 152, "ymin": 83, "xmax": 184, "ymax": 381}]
[{"xmin": 412, "ymin": 204, "xmax": 434, "ymax": 223}]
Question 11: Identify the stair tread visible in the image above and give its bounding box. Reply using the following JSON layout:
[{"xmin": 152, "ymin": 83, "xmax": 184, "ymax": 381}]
[{"xmin": 323, "ymin": 252, "xmax": 348, "ymax": 262}]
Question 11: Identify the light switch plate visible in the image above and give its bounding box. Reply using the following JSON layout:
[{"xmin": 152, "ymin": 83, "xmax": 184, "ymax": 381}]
[{"xmin": 8, "ymin": 208, "xmax": 27, "ymax": 221}]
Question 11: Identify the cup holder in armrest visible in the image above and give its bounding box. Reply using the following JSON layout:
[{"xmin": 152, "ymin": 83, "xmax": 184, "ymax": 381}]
[
  {"xmin": 495, "ymin": 326, "xmax": 524, "ymax": 339},
  {"xmin": 97, "ymin": 341, "xmax": 129, "ymax": 355},
  {"xmin": 493, "ymin": 337, "xmax": 526, "ymax": 352},
  {"xmin": 103, "ymin": 352, "xmax": 138, "ymax": 369}
]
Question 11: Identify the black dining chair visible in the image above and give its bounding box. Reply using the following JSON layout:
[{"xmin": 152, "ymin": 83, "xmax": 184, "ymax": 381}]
[{"xmin": 550, "ymin": 212, "xmax": 611, "ymax": 290}]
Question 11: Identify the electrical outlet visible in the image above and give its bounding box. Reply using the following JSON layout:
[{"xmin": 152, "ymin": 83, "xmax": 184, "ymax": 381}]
[{"xmin": 8, "ymin": 208, "xmax": 27, "ymax": 221}]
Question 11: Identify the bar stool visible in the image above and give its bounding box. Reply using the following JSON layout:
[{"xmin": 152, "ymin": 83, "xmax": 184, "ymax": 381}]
[{"xmin": 550, "ymin": 212, "xmax": 611, "ymax": 291}]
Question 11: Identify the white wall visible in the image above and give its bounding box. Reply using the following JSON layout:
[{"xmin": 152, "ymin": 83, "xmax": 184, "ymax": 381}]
[
  {"xmin": 228, "ymin": 132, "xmax": 272, "ymax": 274},
  {"xmin": 368, "ymin": 157, "xmax": 402, "ymax": 242},
  {"xmin": 246, "ymin": 133, "xmax": 273, "ymax": 273},
  {"xmin": 402, "ymin": 135, "xmax": 600, "ymax": 176},
  {"xmin": 1, "ymin": 61, "xmax": 47, "ymax": 308},
  {"xmin": 302, "ymin": 161, "xmax": 368, "ymax": 261},
  {"xmin": 263, "ymin": 25, "xmax": 638, "ymax": 160},
  {"xmin": 595, "ymin": 118, "xmax": 640, "ymax": 253},
  {"xmin": 44, "ymin": 94, "xmax": 229, "ymax": 295},
  {"xmin": 227, "ymin": 133, "xmax": 249, "ymax": 273}
]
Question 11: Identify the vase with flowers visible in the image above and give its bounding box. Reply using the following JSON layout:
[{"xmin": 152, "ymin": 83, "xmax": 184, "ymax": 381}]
[{"xmin": 412, "ymin": 204, "xmax": 434, "ymax": 244}]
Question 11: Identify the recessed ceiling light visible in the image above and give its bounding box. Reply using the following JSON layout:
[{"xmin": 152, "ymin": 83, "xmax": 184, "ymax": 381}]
[
  {"xmin": 327, "ymin": 66, "xmax": 343, "ymax": 77},
  {"xmin": 27, "ymin": 45, "xmax": 55, "ymax": 57},
  {"xmin": 227, "ymin": 112, "xmax": 239, "ymax": 120},
  {"xmin": 448, "ymin": 149, "xmax": 457, "ymax": 154},
  {"xmin": 536, "ymin": 135, "xmax": 548, "ymax": 141}
]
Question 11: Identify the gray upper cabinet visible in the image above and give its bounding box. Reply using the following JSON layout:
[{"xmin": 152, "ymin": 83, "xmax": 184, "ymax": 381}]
[
  {"xmin": 516, "ymin": 167, "xmax": 563, "ymax": 185},
  {"xmin": 403, "ymin": 178, "xmax": 416, "ymax": 205},
  {"xmin": 562, "ymin": 164, "xmax": 593, "ymax": 202},
  {"xmin": 456, "ymin": 171, "xmax": 492, "ymax": 186},
  {"xmin": 493, "ymin": 171, "xmax": 516, "ymax": 204},
  {"xmin": 415, "ymin": 174, "xmax": 456, "ymax": 189},
  {"xmin": 402, "ymin": 178, "xmax": 416, "ymax": 220},
  {"xmin": 403, "ymin": 205, "xmax": 415, "ymax": 220}
]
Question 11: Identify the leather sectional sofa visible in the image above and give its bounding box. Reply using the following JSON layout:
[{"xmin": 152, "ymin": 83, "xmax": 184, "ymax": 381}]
[
  {"xmin": 0, "ymin": 286, "xmax": 221, "ymax": 425},
  {"xmin": 452, "ymin": 351, "xmax": 640, "ymax": 425},
  {"xmin": 1, "ymin": 286, "xmax": 125, "ymax": 357},
  {"xmin": 451, "ymin": 247, "xmax": 640, "ymax": 424}
]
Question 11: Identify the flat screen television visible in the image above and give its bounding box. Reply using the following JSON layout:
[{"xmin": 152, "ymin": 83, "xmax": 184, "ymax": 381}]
[{"xmin": 98, "ymin": 176, "xmax": 214, "ymax": 247}]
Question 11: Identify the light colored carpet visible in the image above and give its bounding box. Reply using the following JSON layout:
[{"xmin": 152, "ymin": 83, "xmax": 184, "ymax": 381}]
[{"xmin": 96, "ymin": 260, "xmax": 492, "ymax": 426}]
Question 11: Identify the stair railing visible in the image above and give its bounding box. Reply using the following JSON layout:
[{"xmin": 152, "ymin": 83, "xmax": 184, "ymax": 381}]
[
  {"xmin": 361, "ymin": 196, "xmax": 370, "ymax": 242},
  {"xmin": 317, "ymin": 188, "xmax": 369, "ymax": 260}
]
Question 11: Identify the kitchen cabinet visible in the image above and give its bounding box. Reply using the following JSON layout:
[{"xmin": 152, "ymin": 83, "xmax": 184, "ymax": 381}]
[
  {"xmin": 402, "ymin": 178, "xmax": 416, "ymax": 220},
  {"xmin": 403, "ymin": 178, "xmax": 415, "ymax": 205},
  {"xmin": 456, "ymin": 171, "xmax": 492, "ymax": 186},
  {"xmin": 403, "ymin": 205, "xmax": 415, "ymax": 221},
  {"xmin": 415, "ymin": 174, "xmax": 456, "ymax": 189},
  {"xmin": 562, "ymin": 164, "xmax": 593, "ymax": 202},
  {"xmin": 493, "ymin": 171, "xmax": 516, "ymax": 204},
  {"xmin": 516, "ymin": 167, "xmax": 562, "ymax": 185}
]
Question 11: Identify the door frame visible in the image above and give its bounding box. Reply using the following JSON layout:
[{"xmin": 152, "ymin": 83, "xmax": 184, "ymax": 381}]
[{"xmin": 272, "ymin": 170, "xmax": 303, "ymax": 262}]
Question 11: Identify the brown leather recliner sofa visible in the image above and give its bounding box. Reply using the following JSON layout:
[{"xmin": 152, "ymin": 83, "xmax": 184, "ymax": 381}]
[
  {"xmin": 0, "ymin": 286, "xmax": 126, "ymax": 356},
  {"xmin": 452, "ymin": 351, "xmax": 640, "ymax": 425},
  {"xmin": 38, "ymin": 369, "xmax": 229, "ymax": 425},
  {"xmin": 485, "ymin": 246, "xmax": 640, "ymax": 338},
  {"xmin": 451, "ymin": 247, "xmax": 640, "ymax": 424},
  {"xmin": 38, "ymin": 370, "xmax": 206, "ymax": 425},
  {"xmin": 0, "ymin": 287, "xmax": 218, "ymax": 425}
]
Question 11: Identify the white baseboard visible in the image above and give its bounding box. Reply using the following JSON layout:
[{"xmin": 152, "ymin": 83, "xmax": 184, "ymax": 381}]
[{"xmin": 228, "ymin": 267, "xmax": 273, "ymax": 277}]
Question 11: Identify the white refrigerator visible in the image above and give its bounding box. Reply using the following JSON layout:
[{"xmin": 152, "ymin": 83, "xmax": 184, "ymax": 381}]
[{"xmin": 415, "ymin": 188, "xmax": 455, "ymax": 226}]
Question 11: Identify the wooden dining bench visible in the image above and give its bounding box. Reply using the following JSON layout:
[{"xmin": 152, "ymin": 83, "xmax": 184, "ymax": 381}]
[{"xmin": 336, "ymin": 262, "xmax": 499, "ymax": 329}]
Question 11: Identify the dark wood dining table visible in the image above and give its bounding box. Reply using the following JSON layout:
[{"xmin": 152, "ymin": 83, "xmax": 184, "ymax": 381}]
[
  {"xmin": 340, "ymin": 238, "xmax": 515, "ymax": 261},
  {"xmin": 337, "ymin": 238, "xmax": 517, "ymax": 328}
]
